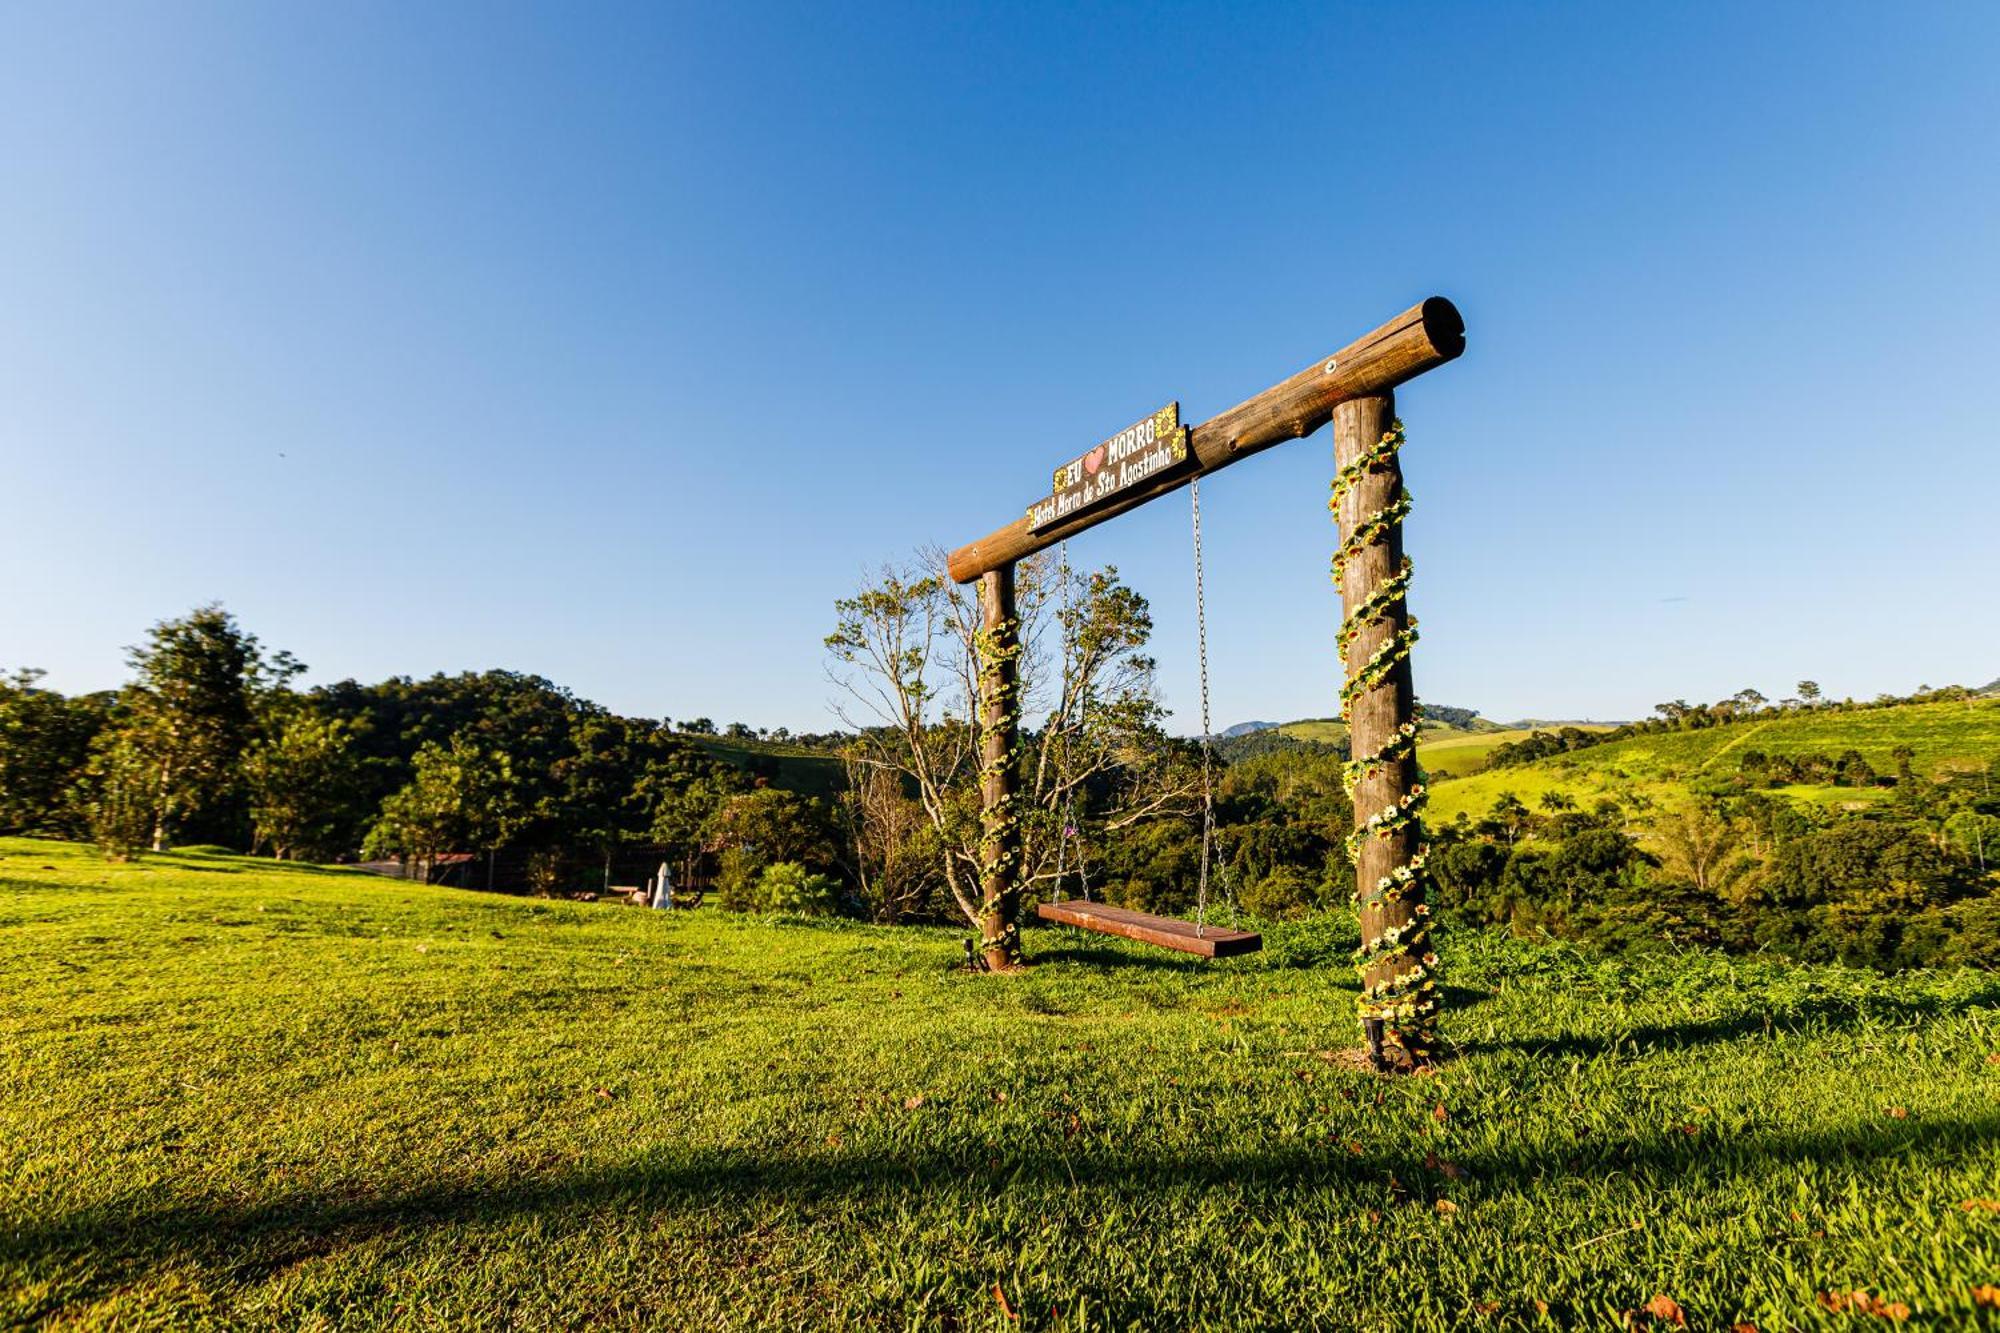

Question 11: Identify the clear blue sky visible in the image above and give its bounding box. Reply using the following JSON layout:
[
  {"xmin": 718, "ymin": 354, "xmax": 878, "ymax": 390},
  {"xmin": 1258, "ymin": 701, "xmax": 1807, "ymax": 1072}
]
[{"xmin": 4, "ymin": 3, "xmax": 1996, "ymax": 730}]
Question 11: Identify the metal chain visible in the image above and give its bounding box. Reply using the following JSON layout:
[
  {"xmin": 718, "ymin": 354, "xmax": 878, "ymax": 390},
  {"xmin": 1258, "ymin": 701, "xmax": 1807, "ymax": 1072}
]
[
  {"xmin": 1192, "ymin": 478, "xmax": 1216, "ymax": 936},
  {"xmin": 1056, "ymin": 540, "xmax": 1081, "ymax": 901}
]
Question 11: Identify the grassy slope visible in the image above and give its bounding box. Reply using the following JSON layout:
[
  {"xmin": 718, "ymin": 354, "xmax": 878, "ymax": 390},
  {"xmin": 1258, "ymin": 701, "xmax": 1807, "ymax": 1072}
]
[
  {"xmin": 1274, "ymin": 721, "xmax": 1599, "ymax": 780},
  {"xmin": 1429, "ymin": 697, "xmax": 2000, "ymax": 825},
  {"xmin": 684, "ymin": 735, "xmax": 846, "ymax": 798},
  {"xmin": 6, "ymin": 840, "xmax": 1999, "ymax": 1329},
  {"xmin": 1417, "ymin": 728, "xmax": 1607, "ymax": 780}
]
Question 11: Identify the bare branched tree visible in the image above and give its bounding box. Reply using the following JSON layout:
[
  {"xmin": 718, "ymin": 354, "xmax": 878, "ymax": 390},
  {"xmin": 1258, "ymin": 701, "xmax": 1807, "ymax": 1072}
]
[
  {"xmin": 836, "ymin": 754, "xmax": 939, "ymax": 923},
  {"xmin": 1652, "ymin": 801, "xmax": 1759, "ymax": 903},
  {"xmin": 826, "ymin": 548, "xmax": 1196, "ymax": 935}
]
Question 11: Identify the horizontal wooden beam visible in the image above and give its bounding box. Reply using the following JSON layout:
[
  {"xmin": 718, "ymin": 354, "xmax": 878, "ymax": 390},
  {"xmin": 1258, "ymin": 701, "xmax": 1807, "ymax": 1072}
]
[{"xmin": 947, "ymin": 297, "xmax": 1465, "ymax": 583}]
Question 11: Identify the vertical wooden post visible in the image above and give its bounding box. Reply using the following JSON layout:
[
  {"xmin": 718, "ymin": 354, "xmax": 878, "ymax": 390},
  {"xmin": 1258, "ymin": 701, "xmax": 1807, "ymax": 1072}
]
[
  {"xmin": 1333, "ymin": 392, "xmax": 1437, "ymax": 1071},
  {"xmin": 977, "ymin": 564, "xmax": 1023, "ymax": 970}
]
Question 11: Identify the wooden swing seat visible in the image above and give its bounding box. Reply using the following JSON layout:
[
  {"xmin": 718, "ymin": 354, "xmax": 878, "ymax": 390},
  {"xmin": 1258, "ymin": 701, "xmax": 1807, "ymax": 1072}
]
[{"xmin": 1036, "ymin": 900, "xmax": 1262, "ymax": 959}]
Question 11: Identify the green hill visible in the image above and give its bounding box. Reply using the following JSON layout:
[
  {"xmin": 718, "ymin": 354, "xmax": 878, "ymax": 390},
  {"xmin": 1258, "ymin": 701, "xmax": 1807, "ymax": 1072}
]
[
  {"xmin": 5, "ymin": 838, "xmax": 1997, "ymax": 1327},
  {"xmin": 1260, "ymin": 719, "xmax": 1613, "ymax": 780},
  {"xmin": 685, "ymin": 734, "xmax": 846, "ymax": 797},
  {"xmin": 1428, "ymin": 697, "xmax": 2000, "ymax": 825}
]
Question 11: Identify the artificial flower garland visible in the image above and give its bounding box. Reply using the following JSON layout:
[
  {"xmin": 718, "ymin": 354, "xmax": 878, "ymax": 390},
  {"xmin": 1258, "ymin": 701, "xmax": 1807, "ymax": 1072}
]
[{"xmin": 974, "ymin": 614, "xmax": 1025, "ymax": 964}]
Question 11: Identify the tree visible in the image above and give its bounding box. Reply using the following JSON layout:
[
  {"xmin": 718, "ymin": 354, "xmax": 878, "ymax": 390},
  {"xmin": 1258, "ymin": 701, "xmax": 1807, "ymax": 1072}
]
[
  {"xmin": 0, "ymin": 669, "xmax": 109, "ymax": 835},
  {"xmin": 837, "ymin": 755, "xmax": 939, "ymax": 923},
  {"xmin": 704, "ymin": 788, "xmax": 837, "ymax": 867},
  {"xmin": 113, "ymin": 605, "xmax": 289, "ymax": 850},
  {"xmin": 1486, "ymin": 792, "xmax": 1530, "ymax": 847},
  {"xmin": 243, "ymin": 713, "xmax": 361, "ymax": 860},
  {"xmin": 703, "ymin": 787, "xmax": 840, "ymax": 912},
  {"xmin": 83, "ymin": 725, "xmax": 158, "ymax": 860},
  {"xmin": 1537, "ymin": 790, "xmax": 1578, "ymax": 816},
  {"xmin": 554, "ymin": 714, "xmax": 656, "ymax": 890},
  {"xmin": 364, "ymin": 735, "xmax": 523, "ymax": 887},
  {"xmin": 826, "ymin": 552, "xmax": 1194, "ymax": 959},
  {"xmin": 648, "ymin": 773, "xmax": 742, "ymax": 899},
  {"xmin": 1941, "ymin": 810, "xmax": 1996, "ymax": 872},
  {"xmin": 1651, "ymin": 802, "xmax": 1757, "ymax": 902},
  {"xmin": 1798, "ymin": 680, "xmax": 1823, "ymax": 706}
]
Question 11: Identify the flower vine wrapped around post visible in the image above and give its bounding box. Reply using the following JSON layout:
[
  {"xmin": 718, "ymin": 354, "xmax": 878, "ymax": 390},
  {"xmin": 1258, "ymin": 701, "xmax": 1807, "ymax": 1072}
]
[
  {"xmin": 1332, "ymin": 417, "xmax": 1440, "ymax": 1070},
  {"xmin": 974, "ymin": 586, "xmax": 1024, "ymax": 969}
]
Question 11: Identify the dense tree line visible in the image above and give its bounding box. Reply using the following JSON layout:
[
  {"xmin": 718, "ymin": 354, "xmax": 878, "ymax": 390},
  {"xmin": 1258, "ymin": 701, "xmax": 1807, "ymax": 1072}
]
[
  {"xmin": 1430, "ymin": 759, "xmax": 2000, "ymax": 969},
  {"xmin": 7, "ymin": 605, "xmax": 1995, "ymax": 971},
  {"xmin": 0, "ymin": 606, "xmax": 855, "ymax": 902}
]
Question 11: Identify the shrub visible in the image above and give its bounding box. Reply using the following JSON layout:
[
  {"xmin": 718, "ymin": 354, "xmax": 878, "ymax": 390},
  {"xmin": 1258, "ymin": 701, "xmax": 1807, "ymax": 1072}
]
[
  {"xmin": 1239, "ymin": 866, "xmax": 1320, "ymax": 920},
  {"xmin": 755, "ymin": 861, "xmax": 838, "ymax": 916},
  {"xmin": 716, "ymin": 846, "xmax": 767, "ymax": 912}
]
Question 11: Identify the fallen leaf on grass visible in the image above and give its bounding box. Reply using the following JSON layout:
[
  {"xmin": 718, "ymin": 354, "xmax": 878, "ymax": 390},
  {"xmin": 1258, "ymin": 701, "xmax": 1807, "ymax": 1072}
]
[
  {"xmin": 594, "ymin": 1087, "xmax": 613, "ymax": 1100},
  {"xmin": 1422, "ymin": 1151, "xmax": 1469, "ymax": 1180},
  {"xmin": 1971, "ymin": 1285, "xmax": 2000, "ymax": 1309},
  {"xmin": 904, "ymin": 1095, "xmax": 926, "ymax": 1110},
  {"xmin": 1817, "ymin": 1290, "xmax": 1909, "ymax": 1320},
  {"xmin": 1884, "ymin": 1106, "xmax": 1908, "ymax": 1119},
  {"xmin": 1731, "ymin": 1323, "xmax": 1760, "ymax": 1333},
  {"xmin": 1645, "ymin": 1294, "xmax": 1687, "ymax": 1327},
  {"xmin": 1472, "ymin": 1300, "xmax": 1499, "ymax": 1315},
  {"xmin": 1959, "ymin": 1199, "xmax": 2000, "ymax": 1213},
  {"xmin": 1435, "ymin": 1199, "xmax": 1458, "ymax": 1215},
  {"xmin": 1433, "ymin": 1103, "xmax": 1449, "ymax": 1123},
  {"xmin": 1534, "ymin": 1299, "xmax": 1549, "ymax": 1316},
  {"xmin": 993, "ymin": 1283, "xmax": 1017, "ymax": 1320}
]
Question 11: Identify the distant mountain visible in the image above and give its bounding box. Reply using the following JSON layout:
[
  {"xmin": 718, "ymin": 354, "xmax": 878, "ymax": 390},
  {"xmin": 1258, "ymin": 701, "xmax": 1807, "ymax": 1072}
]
[
  {"xmin": 1218, "ymin": 720, "xmax": 1280, "ymax": 738},
  {"xmin": 1501, "ymin": 718, "xmax": 1634, "ymax": 730}
]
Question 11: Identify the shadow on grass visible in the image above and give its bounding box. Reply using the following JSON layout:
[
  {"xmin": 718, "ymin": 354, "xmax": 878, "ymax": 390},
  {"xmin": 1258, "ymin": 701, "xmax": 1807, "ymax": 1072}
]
[
  {"xmin": 13, "ymin": 1104, "xmax": 1997, "ymax": 1321},
  {"xmin": 1028, "ymin": 944, "xmax": 1225, "ymax": 974},
  {"xmin": 1464, "ymin": 985, "xmax": 2000, "ymax": 1060},
  {"xmin": 133, "ymin": 851, "xmax": 386, "ymax": 881}
]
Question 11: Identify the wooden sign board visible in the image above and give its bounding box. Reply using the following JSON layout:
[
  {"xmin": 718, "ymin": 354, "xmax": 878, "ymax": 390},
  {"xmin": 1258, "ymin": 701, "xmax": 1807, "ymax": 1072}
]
[{"xmin": 1027, "ymin": 402, "xmax": 1191, "ymax": 533}]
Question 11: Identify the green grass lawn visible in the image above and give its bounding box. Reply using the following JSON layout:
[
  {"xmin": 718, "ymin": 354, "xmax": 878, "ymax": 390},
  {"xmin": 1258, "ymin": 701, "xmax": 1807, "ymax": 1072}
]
[
  {"xmin": 5, "ymin": 837, "xmax": 1999, "ymax": 1329},
  {"xmin": 1429, "ymin": 698, "xmax": 2000, "ymax": 825}
]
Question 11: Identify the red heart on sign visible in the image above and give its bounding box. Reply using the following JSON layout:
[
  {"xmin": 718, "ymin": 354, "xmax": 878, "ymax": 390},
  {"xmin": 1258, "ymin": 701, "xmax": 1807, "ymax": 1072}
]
[{"xmin": 1082, "ymin": 446, "xmax": 1106, "ymax": 475}]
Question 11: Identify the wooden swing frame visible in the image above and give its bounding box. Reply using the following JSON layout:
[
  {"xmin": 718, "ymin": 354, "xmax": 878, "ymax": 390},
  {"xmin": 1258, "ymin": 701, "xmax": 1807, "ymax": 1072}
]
[{"xmin": 947, "ymin": 298, "xmax": 1465, "ymax": 971}]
